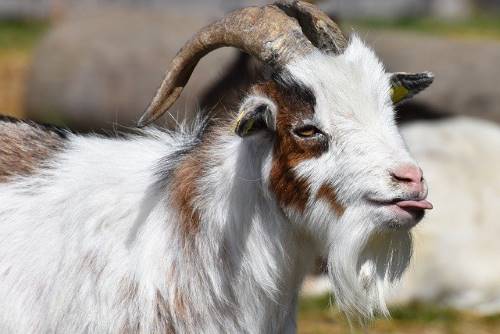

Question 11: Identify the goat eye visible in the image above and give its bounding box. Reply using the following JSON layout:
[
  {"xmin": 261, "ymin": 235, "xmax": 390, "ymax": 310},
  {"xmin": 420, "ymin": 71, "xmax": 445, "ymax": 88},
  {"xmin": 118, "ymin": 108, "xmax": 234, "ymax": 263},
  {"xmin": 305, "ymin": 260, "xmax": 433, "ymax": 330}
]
[{"xmin": 294, "ymin": 125, "xmax": 321, "ymax": 138}]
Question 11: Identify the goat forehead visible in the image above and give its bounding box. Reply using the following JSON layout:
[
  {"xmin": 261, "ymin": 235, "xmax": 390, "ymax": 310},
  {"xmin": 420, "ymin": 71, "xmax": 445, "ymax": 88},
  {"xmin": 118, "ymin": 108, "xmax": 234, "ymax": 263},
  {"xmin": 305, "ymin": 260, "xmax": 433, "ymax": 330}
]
[{"xmin": 286, "ymin": 36, "xmax": 392, "ymax": 129}]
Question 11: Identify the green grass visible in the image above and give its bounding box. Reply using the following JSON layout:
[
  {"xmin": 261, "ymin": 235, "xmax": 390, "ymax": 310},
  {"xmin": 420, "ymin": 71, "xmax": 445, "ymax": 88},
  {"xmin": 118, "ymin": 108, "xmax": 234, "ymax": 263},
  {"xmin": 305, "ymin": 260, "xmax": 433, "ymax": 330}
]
[
  {"xmin": 298, "ymin": 294, "xmax": 500, "ymax": 334},
  {"xmin": 299, "ymin": 293, "xmax": 333, "ymax": 313},
  {"xmin": 0, "ymin": 20, "xmax": 49, "ymax": 51},
  {"xmin": 298, "ymin": 293, "xmax": 462, "ymax": 323},
  {"xmin": 346, "ymin": 16, "xmax": 500, "ymax": 39},
  {"xmin": 389, "ymin": 303, "xmax": 460, "ymax": 323}
]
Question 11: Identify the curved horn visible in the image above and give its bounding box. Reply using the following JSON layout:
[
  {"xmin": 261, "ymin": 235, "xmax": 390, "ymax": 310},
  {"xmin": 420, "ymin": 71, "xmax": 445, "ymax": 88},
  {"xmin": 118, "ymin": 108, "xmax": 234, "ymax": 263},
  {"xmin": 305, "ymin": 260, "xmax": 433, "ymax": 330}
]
[
  {"xmin": 275, "ymin": 0, "xmax": 347, "ymax": 54},
  {"xmin": 138, "ymin": 4, "xmax": 316, "ymax": 127}
]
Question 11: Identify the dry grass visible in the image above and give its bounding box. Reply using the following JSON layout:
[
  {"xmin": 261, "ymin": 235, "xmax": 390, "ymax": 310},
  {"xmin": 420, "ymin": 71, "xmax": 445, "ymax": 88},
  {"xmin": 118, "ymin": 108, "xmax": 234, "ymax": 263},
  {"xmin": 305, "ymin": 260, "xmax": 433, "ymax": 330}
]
[
  {"xmin": 298, "ymin": 295, "xmax": 500, "ymax": 334},
  {"xmin": 0, "ymin": 50, "xmax": 31, "ymax": 118},
  {"xmin": 0, "ymin": 20, "xmax": 48, "ymax": 118}
]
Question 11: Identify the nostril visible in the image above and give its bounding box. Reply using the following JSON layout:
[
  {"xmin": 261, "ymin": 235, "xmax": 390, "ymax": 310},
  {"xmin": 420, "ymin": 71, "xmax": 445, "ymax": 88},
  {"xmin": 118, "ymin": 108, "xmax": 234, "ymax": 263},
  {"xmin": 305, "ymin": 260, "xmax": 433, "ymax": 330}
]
[
  {"xmin": 391, "ymin": 165, "xmax": 423, "ymax": 185},
  {"xmin": 391, "ymin": 172, "xmax": 413, "ymax": 183}
]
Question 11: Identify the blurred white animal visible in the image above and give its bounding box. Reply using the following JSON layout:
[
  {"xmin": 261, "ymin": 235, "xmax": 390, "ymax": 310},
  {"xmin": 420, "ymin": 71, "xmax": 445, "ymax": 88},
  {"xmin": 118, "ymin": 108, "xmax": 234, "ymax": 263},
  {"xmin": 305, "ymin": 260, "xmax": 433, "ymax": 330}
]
[{"xmin": 390, "ymin": 117, "xmax": 500, "ymax": 314}]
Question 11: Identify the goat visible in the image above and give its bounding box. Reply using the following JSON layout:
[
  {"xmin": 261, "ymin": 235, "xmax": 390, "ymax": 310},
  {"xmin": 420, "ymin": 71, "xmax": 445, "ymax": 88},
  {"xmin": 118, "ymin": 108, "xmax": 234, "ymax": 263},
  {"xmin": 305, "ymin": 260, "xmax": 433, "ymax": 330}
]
[{"xmin": 0, "ymin": 1, "xmax": 434, "ymax": 332}]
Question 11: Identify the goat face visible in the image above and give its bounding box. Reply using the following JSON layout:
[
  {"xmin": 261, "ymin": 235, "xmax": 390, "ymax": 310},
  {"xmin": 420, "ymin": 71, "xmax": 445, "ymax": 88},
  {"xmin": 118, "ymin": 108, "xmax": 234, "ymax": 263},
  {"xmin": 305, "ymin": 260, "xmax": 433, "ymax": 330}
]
[
  {"xmin": 140, "ymin": 0, "xmax": 434, "ymax": 319},
  {"xmin": 234, "ymin": 36, "xmax": 433, "ymax": 319}
]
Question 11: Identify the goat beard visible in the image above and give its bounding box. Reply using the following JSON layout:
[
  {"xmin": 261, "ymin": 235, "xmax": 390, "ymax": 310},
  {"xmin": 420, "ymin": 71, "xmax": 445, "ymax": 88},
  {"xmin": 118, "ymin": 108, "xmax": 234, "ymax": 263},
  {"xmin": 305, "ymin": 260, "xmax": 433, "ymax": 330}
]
[{"xmin": 327, "ymin": 210, "xmax": 413, "ymax": 321}]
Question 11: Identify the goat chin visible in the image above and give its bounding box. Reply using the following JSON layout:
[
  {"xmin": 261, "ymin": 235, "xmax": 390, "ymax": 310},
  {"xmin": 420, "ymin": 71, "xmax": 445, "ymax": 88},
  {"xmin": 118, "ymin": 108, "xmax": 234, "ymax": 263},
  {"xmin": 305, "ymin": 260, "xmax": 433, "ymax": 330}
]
[{"xmin": 327, "ymin": 209, "xmax": 413, "ymax": 321}]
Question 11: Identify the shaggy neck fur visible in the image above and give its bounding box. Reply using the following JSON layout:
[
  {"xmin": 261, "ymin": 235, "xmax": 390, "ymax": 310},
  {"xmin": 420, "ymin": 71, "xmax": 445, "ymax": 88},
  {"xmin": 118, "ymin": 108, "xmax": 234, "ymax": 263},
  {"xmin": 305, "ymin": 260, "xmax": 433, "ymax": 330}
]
[
  {"xmin": 0, "ymin": 121, "xmax": 316, "ymax": 333},
  {"xmin": 158, "ymin": 122, "xmax": 319, "ymax": 332}
]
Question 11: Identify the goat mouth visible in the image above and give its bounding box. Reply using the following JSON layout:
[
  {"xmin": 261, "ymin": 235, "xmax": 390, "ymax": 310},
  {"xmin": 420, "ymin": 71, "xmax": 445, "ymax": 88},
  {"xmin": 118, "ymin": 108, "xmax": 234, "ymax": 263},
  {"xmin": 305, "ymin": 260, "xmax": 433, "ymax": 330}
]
[
  {"xmin": 367, "ymin": 197, "xmax": 433, "ymax": 209},
  {"xmin": 394, "ymin": 199, "xmax": 433, "ymax": 210},
  {"xmin": 367, "ymin": 196, "xmax": 433, "ymax": 228}
]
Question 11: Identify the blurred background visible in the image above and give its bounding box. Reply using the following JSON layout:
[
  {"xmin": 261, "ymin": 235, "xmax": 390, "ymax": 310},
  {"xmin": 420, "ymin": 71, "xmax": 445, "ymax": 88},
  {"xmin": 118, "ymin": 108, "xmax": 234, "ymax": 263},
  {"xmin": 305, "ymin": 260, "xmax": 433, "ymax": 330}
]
[{"xmin": 1, "ymin": 0, "xmax": 500, "ymax": 333}]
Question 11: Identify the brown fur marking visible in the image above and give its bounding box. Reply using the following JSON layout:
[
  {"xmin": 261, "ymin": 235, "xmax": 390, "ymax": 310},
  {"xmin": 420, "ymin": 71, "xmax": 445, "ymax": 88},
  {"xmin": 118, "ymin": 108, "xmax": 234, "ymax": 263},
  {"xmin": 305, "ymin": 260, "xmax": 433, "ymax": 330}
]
[
  {"xmin": 169, "ymin": 155, "xmax": 203, "ymax": 239},
  {"xmin": 168, "ymin": 123, "xmax": 223, "ymax": 242},
  {"xmin": 255, "ymin": 81, "xmax": 327, "ymax": 213},
  {"xmin": 0, "ymin": 118, "xmax": 66, "ymax": 183},
  {"xmin": 316, "ymin": 184, "xmax": 345, "ymax": 216}
]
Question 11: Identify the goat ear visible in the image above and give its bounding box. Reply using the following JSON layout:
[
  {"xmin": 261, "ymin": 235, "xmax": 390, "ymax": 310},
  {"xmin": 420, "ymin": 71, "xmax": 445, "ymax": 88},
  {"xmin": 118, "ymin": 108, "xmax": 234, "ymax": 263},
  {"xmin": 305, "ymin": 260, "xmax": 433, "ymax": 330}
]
[
  {"xmin": 234, "ymin": 96, "xmax": 276, "ymax": 137},
  {"xmin": 390, "ymin": 72, "xmax": 434, "ymax": 105}
]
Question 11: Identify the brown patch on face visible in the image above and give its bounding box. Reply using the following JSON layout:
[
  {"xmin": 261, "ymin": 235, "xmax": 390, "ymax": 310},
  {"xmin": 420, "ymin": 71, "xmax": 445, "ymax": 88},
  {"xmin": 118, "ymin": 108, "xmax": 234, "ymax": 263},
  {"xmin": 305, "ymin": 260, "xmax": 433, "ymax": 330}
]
[
  {"xmin": 0, "ymin": 118, "xmax": 66, "ymax": 183},
  {"xmin": 169, "ymin": 156, "xmax": 203, "ymax": 239},
  {"xmin": 270, "ymin": 157, "xmax": 311, "ymax": 213},
  {"xmin": 254, "ymin": 81, "xmax": 327, "ymax": 213},
  {"xmin": 316, "ymin": 184, "xmax": 345, "ymax": 216}
]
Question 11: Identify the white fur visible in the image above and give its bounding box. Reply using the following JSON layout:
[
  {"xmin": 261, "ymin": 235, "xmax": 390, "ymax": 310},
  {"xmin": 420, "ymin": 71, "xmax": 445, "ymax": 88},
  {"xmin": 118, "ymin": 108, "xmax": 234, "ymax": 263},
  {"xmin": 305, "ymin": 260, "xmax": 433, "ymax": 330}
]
[
  {"xmin": 0, "ymin": 36, "xmax": 422, "ymax": 332},
  {"xmin": 0, "ymin": 126, "xmax": 314, "ymax": 333},
  {"xmin": 284, "ymin": 35, "xmax": 418, "ymax": 319}
]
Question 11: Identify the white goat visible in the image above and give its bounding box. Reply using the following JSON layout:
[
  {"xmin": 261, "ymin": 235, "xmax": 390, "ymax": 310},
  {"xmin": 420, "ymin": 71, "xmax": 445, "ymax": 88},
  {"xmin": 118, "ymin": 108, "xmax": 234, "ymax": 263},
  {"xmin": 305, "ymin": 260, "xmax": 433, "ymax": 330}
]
[
  {"xmin": 0, "ymin": 1, "xmax": 434, "ymax": 333},
  {"xmin": 390, "ymin": 117, "xmax": 500, "ymax": 314}
]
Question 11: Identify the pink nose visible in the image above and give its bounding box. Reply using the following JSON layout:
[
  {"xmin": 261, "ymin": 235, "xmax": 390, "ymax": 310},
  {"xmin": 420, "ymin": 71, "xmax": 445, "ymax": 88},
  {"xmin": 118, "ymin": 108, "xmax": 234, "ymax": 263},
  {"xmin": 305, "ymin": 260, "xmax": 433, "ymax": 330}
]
[{"xmin": 391, "ymin": 164, "xmax": 424, "ymax": 193}]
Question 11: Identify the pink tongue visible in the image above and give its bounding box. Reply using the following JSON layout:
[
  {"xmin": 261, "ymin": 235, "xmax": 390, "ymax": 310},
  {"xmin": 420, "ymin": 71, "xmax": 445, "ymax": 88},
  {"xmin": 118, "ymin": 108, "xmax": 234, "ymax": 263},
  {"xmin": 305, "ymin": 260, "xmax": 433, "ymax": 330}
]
[{"xmin": 396, "ymin": 200, "xmax": 433, "ymax": 210}]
